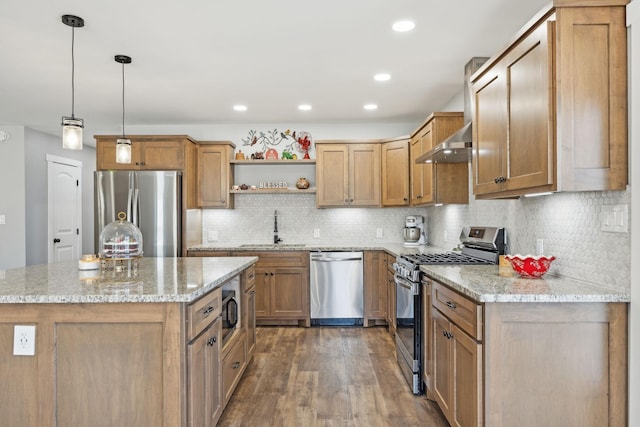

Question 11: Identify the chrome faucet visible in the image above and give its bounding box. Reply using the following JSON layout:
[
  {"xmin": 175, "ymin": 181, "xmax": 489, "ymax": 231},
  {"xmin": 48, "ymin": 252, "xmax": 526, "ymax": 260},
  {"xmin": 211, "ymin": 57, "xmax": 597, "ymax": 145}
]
[{"xmin": 273, "ymin": 210, "xmax": 283, "ymax": 244}]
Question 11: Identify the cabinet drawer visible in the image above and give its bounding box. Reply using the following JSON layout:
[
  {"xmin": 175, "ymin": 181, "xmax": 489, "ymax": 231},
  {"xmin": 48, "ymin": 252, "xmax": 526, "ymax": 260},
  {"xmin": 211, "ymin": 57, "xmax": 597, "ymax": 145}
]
[
  {"xmin": 431, "ymin": 281, "xmax": 482, "ymax": 341},
  {"xmin": 242, "ymin": 266, "xmax": 255, "ymax": 292},
  {"xmin": 187, "ymin": 288, "xmax": 222, "ymax": 341},
  {"xmin": 386, "ymin": 254, "xmax": 396, "ymax": 272},
  {"xmin": 239, "ymin": 251, "xmax": 309, "ymax": 267},
  {"xmin": 222, "ymin": 332, "xmax": 247, "ymax": 404}
]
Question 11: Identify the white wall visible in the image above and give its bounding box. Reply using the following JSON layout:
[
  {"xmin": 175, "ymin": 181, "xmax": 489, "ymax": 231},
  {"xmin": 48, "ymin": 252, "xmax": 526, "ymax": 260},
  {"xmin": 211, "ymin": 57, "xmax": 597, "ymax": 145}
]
[
  {"xmin": 626, "ymin": 1, "xmax": 638, "ymax": 425},
  {"xmin": 0, "ymin": 126, "xmax": 26, "ymax": 269},
  {"xmin": 24, "ymin": 128, "xmax": 96, "ymax": 265}
]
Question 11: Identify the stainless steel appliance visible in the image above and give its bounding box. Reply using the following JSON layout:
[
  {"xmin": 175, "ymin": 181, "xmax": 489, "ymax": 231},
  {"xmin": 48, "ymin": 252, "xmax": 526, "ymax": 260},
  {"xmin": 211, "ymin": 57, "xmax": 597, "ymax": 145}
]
[
  {"xmin": 310, "ymin": 251, "xmax": 364, "ymax": 326},
  {"xmin": 95, "ymin": 171, "xmax": 182, "ymax": 256},
  {"xmin": 393, "ymin": 226, "xmax": 506, "ymax": 394},
  {"xmin": 221, "ymin": 289, "xmax": 238, "ymax": 345},
  {"xmin": 403, "ymin": 215, "xmax": 427, "ymax": 247}
]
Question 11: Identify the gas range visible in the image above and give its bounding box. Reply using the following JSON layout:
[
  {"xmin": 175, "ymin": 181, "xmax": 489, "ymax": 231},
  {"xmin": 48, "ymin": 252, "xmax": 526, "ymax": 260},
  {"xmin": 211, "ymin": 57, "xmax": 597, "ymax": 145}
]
[{"xmin": 394, "ymin": 226, "xmax": 506, "ymax": 282}]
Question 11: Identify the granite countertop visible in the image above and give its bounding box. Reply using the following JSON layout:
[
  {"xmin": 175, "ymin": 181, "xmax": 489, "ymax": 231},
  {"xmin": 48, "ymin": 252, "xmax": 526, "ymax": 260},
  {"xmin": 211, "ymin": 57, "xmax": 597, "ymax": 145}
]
[
  {"xmin": 187, "ymin": 243, "xmax": 436, "ymax": 258},
  {"xmin": 0, "ymin": 257, "xmax": 258, "ymax": 304},
  {"xmin": 421, "ymin": 264, "xmax": 630, "ymax": 303}
]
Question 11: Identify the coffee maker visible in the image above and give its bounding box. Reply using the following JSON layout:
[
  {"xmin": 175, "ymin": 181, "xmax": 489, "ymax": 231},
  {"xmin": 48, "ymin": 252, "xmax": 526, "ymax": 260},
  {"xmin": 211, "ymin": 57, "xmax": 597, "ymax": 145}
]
[{"xmin": 403, "ymin": 215, "xmax": 427, "ymax": 247}]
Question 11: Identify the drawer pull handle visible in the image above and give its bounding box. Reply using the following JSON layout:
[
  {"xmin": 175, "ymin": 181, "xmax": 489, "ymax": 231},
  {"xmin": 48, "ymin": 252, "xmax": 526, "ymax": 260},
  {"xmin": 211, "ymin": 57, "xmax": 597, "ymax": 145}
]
[
  {"xmin": 232, "ymin": 361, "xmax": 241, "ymax": 369},
  {"xmin": 202, "ymin": 306, "xmax": 214, "ymax": 316},
  {"xmin": 207, "ymin": 336, "xmax": 217, "ymax": 346},
  {"xmin": 445, "ymin": 301, "xmax": 457, "ymax": 310}
]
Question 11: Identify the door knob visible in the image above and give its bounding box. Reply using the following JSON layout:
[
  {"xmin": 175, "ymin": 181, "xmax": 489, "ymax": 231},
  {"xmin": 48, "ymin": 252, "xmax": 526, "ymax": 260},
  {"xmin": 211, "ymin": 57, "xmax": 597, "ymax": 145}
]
[{"xmin": 53, "ymin": 238, "xmax": 61, "ymax": 243}]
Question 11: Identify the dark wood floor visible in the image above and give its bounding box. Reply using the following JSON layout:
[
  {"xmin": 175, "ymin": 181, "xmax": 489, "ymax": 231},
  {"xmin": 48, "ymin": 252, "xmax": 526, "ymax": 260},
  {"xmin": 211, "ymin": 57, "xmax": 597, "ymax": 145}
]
[{"xmin": 218, "ymin": 326, "xmax": 449, "ymax": 426}]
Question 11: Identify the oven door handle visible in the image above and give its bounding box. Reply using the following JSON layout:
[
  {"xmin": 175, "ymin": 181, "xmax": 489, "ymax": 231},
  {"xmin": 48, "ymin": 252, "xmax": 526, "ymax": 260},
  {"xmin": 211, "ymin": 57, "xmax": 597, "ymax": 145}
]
[{"xmin": 394, "ymin": 275, "xmax": 420, "ymax": 296}]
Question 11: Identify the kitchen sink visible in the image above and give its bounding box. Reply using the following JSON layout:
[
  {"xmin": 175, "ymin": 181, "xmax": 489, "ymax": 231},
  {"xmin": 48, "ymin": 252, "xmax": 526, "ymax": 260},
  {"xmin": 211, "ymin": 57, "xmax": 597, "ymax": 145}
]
[{"xmin": 239, "ymin": 243, "xmax": 306, "ymax": 249}]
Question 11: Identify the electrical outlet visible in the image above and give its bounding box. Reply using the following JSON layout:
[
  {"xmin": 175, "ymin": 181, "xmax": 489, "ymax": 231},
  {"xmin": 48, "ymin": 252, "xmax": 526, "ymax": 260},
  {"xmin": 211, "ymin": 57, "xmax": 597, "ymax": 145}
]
[
  {"xmin": 376, "ymin": 228, "xmax": 383, "ymax": 238},
  {"xmin": 208, "ymin": 230, "xmax": 218, "ymax": 241},
  {"xmin": 313, "ymin": 228, "xmax": 320, "ymax": 238},
  {"xmin": 536, "ymin": 239, "xmax": 544, "ymax": 256},
  {"xmin": 444, "ymin": 230, "xmax": 448, "ymax": 242},
  {"xmin": 13, "ymin": 325, "xmax": 36, "ymax": 356},
  {"xmin": 0, "ymin": 214, "xmax": 5, "ymax": 225}
]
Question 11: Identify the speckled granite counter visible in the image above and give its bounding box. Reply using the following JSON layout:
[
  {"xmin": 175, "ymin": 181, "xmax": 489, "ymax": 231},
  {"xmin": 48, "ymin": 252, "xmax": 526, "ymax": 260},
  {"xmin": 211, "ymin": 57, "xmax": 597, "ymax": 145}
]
[
  {"xmin": 421, "ymin": 264, "xmax": 630, "ymax": 303},
  {"xmin": 0, "ymin": 256, "xmax": 258, "ymax": 304},
  {"xmin": 187, "ymin": 243, "xmax": 437, "ymax": 258}
]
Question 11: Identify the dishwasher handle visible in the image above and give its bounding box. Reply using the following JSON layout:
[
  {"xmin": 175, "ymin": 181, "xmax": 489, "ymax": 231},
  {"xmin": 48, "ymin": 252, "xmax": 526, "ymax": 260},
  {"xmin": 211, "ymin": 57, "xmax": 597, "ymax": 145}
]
[{"xmin": 311, "ymin": 256, "xmax": 363, "ymax": 262}]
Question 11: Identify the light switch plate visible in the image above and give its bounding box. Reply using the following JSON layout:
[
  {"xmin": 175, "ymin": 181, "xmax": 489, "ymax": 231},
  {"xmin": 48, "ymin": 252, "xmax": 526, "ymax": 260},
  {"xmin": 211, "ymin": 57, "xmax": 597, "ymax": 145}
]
[
  {"xmin": 313, "ymin": 228, "xmax": 320, "ymax": 238},
  {"xmin": 0, "ymin": 214, "xmax": 5, "ymax": 225},
  {"xmin": 601, "ymin": 204, "xmax": 628, "ymax": 233},
  {"xmin": 208, "ymin": 230, "xmax": 218, "ymax": 241},
  {"xmin": 376, "ymin": 228, "xmax": 383, "ymax": 238}
]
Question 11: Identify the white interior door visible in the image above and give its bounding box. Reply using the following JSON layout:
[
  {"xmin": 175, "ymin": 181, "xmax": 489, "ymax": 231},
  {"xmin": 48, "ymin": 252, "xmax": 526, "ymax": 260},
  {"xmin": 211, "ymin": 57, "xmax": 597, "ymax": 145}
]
[{"xmin": 47, "ymin": 155, "xmax": 82, "ymax": 263}]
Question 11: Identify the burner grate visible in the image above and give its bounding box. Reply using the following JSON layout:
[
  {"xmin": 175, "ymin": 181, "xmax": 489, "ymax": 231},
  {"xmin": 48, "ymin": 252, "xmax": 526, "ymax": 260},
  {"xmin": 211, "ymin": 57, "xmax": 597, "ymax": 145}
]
[{"xmin": 402, "ymin": 252, "xmax": 495, "ymax": 265}]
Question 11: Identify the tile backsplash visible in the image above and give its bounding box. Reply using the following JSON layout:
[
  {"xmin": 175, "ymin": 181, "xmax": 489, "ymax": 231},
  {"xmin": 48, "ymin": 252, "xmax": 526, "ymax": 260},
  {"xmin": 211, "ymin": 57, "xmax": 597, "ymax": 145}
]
[{"xmin": 202, "ymin": 188, "xmax": 631, "ymax": 291}]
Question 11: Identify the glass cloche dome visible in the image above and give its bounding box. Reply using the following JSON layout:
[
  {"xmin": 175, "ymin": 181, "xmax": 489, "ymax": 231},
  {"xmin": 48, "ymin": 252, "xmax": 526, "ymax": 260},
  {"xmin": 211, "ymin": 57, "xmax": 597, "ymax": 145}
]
[{"xmin": 98, "ymin": 212, "xmax": 143, "ymax": 259}]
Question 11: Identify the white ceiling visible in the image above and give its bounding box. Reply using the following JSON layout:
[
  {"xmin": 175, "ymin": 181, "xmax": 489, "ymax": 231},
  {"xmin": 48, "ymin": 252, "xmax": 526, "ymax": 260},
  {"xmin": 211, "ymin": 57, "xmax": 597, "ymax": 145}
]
[{"xmin": 0, "ymin": 0, "xmax": 550, "ymax": 142}]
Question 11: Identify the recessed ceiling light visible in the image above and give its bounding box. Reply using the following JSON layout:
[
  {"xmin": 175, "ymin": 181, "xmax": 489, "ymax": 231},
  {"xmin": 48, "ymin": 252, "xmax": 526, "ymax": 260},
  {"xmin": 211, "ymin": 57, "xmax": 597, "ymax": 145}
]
[
  {"xmin": 374, "ymin": 73, "xmax": 391, "ymax": 82},
  {"xmin": 298, "ymin": 104, "xmax": 312, "ymax": 111},
  {"xmin": 233, "ymin": 105, "xmax": 247, "ymax": 112},
  {"xmin": 364, "ymin": 104, "xmax": 378, "ymax": 111},
  {"xmin": 392, "ymin": 20, "xmax": 415, "ymax": 32}
]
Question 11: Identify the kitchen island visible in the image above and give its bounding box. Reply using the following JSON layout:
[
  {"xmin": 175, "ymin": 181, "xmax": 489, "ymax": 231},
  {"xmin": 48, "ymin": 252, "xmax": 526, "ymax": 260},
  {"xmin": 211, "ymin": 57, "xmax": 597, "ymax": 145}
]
[
  {"xmin": 421, "ymin": 264, "xmax": 629, "ymax": 427},
  {"xmin": 0, "ymin": 256, "xmax": 258, "ymax": 427}
]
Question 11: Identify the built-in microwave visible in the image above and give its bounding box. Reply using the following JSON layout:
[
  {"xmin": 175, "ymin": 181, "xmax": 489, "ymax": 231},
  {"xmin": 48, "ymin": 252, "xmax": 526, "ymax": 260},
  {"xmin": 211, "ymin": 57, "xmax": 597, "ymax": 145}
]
[{"xmin": 221, "ymin": 289, "xmax": 238, "ymax": 345}]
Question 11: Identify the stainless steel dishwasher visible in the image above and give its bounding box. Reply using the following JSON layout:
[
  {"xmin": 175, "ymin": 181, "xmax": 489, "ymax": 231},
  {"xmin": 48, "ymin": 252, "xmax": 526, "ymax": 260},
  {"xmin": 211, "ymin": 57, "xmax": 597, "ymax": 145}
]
[{"xmin": 309, "ymin": 251, "xmax": 364, "ymax": 326}]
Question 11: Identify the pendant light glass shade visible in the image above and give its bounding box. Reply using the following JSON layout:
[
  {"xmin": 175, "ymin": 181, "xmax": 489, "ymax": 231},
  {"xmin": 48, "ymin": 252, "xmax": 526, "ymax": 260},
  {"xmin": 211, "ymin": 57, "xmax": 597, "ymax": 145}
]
[
  {"xmin": 61, "ymin": 117, "xmax": 84, "ymax": 150},
  {"xmin": 61, "ymin": 15, "xmax": 84, "ymax": 150},
  {"xmin": 116, "ymin": 138, "xmax": 132, "ymax": 164},
  {"xmin": 115, "ymin": 54, "xmax": 132, "ymax": 164}
]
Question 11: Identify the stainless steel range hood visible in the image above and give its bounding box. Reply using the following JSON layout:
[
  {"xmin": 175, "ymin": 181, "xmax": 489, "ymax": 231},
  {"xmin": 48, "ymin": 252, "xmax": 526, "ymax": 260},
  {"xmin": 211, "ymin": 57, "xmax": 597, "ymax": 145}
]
[
  {"xmin": 416, "ymin": 57, "xmax": 488, "ymax": 164},
  {"xmin": 416, "ymin": 122, "xmax": 472, "ymax": 163}
]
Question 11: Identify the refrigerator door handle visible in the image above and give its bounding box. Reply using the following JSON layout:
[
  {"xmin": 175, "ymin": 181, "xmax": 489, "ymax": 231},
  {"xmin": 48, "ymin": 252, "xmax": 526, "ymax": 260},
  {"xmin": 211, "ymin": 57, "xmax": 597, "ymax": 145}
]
[
  {"xmin": 126, "ymin": 188, "xmax": 133, "ymax": 222},
  {"xmin": 133, "ymin": 188, "xmax": 140, "ymax": 226}
]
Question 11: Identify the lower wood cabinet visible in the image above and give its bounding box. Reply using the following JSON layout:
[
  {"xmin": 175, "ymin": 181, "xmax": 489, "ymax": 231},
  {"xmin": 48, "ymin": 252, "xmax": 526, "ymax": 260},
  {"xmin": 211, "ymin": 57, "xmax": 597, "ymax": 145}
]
[
  {"xmin": 222, "ymin": 330, "xmax": 247, "ymax": 406},
  {"xmin": 363, "ymin": 251, "xmax": 388, "ymax": 326},
  {"xmin": 239, "ymin": 251, "xmax": 310, "ymax": 327},
  {"xmin": 188, "ymin": 317, "xmax": 222, "ymax": 427},
  {"xmin": 386, "ymin": 256, "xmax": 396, "ymax": 336},
  {"xmin": 426, "ymin": 276, "xmax": 628, "ymax": 427}
]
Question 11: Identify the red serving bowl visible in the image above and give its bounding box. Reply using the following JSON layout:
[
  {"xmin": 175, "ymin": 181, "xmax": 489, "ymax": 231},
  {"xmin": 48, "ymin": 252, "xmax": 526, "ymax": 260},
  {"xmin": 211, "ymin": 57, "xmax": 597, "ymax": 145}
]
[{"xmin": 504, "ymin": 254, "xmax": 556, "ymax": 278}]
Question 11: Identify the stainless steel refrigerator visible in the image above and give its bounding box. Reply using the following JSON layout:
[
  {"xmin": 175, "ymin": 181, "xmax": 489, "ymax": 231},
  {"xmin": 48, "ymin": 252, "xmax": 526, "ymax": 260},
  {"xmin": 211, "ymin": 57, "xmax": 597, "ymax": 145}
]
[{"xmin": 95, "ymin": 171, "xmax": 182, "ymax": 257}]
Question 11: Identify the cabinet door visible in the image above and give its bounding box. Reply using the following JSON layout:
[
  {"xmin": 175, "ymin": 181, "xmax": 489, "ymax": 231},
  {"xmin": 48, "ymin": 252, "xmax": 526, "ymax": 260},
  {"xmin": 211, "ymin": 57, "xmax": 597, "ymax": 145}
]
[
  {"xmin": 364, "ymin": 251, "xmax": 387, "ymax": 323},
  {"xmin": 419, "ymin": 125, "xmax": 435, "ymax": 205},
  {"xmin": 386, "ymin": 268, "xmax": 396, "ymax": 335},
  {"xmin": 451, "ymin": 323, "xmax": 482, "ymax": 427},
  {"xmin": 381, "ymin": 139, "xmax": 409, "ymax": 206},
  {"xmin": 188, "ymin": 317, "xmax": 222, "ymax": 427},
  {"xmin": 473, "ymin": 65, "xmax": 508, "ymax": 196},
  {"xmin": 270, "ymin": 267, "xmax": 309, "ymax": 318},
  {"xmin": 244, "ymin": 285, "xmax": 256, "ymax": 359},
  {"xmin": 140, "ymin": 140, "xmax": 185, "ymax": 170},
  {"xmin": 96, "ymin": 139, "xmax": 142, "ymax": 170},
  {"xmin": 504, "ymin": 20, "xmax": 554, "ymax": 192},
  {"xmin": 254, "ymin": 267, "xmax": 270, "ymax": 317},
  {"xmin": 422, "ymin": 279, "xmax": 432, "ymax": 394},
  {"xmin": 432, "ymin": 309, "xmax": 453, "ymax": 418},
  {"xmin": 198, "ymin": 145, "xmax": 232, "ymax": 208},
  {"xmin": 409, "ymin": 134, "xmax": 424, "ymax": 205},
  {"xmin": 316, "ymin": 144, "xmax": 349, "ymax": 207},
  {"xmin": 349, "ymin": 144, "xmax": 381, "ymax": 206}
]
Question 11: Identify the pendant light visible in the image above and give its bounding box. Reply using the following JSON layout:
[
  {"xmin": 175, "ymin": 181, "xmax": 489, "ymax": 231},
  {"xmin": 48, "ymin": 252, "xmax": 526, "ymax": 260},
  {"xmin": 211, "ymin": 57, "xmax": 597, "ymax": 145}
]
[
  {"xmin": 115, "ymin": 55, "xmax": 132, "ymax": 164},
  {"xmin": 61, "ymin": 15, "xmax": 85, "ymax": 150}
]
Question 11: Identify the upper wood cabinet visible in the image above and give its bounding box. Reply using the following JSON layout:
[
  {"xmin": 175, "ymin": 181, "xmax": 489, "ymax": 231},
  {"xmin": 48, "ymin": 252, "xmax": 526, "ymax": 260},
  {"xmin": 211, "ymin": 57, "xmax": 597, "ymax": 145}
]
[
  {"xmin": 381, "ymin": 137, "xmax": 410, "ymax": 206},
  {"xmin": 316, "ymin": 142, "xmax": 381, "ymax": 207},
  {"xmin": 95, "ymin": 135, "xmax": 193, "ymax": 171},
  {"xmin": 410, "ymin": 113, "xmax": 468, "ymax": 206},
  {"xmin": 197, "ymin": 142, "xmax": 235, "ymax": 209},
  {"xmin": 472, "ymin": 3, "xmax": 628, "ymax": 198}
]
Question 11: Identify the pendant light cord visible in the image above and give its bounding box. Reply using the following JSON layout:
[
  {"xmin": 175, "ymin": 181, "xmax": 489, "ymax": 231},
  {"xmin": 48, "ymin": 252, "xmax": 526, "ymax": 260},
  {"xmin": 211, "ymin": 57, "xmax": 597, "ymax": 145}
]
[
  {"xmin": 121, "ymin": 62, "xmax": 126, "ymax": 138},
  {"xmin": 71, "ymin": 26, "xmax": 75, "ymax": 119}
]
